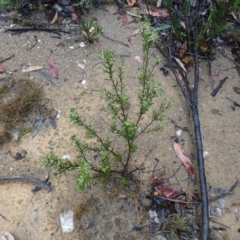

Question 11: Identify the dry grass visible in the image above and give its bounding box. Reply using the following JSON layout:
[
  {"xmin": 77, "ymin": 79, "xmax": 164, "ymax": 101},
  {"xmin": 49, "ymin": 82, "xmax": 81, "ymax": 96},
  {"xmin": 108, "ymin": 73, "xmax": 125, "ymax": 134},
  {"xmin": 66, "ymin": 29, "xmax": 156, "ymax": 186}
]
[{"xmin": 0, "ymin": 77, "xmax": 43, "ymax": 145}]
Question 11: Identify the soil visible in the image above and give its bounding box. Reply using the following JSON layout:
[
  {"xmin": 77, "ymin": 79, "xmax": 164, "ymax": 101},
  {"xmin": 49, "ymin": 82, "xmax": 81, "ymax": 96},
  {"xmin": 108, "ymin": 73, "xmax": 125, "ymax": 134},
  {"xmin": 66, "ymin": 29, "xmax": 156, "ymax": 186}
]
[{"xmin": 0, "ymin": 5, "xmax": 240, "ymax": 240}]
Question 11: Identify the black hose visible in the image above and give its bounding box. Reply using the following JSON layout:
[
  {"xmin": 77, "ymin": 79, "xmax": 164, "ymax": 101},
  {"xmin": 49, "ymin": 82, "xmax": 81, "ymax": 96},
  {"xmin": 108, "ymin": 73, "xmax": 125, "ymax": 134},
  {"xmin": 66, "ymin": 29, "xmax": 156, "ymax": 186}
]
[
  {"xmin": 192, "ymin": 107, "xmax": 209, "ymax": 239},
  {"xmin": 192, "ymin": 45, "xmax": 209, "ymax": 240}
]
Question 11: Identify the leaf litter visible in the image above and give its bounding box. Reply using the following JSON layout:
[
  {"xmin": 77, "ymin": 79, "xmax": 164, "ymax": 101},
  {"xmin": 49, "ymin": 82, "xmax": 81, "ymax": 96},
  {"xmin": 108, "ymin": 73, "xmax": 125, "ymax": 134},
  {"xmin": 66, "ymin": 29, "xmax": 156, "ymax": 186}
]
[
  {"xmin": 173, "ymin": 142, "xmax": 195, "ymax": 180},
  {"xmin": 46, "ymin": 58, "xmax": 59, "ymax": 78},
  {"xmin": 22, "ymin": 66, "xmax": 43, "ymax": 72}
]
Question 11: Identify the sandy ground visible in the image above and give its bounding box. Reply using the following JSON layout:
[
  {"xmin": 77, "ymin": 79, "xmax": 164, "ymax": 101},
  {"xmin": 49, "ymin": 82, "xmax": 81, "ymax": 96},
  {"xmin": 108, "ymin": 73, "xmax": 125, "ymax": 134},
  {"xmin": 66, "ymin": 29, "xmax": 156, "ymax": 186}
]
[{"xmin": 0, "ymin": 5, "xmax": 240, "ymax": 240}]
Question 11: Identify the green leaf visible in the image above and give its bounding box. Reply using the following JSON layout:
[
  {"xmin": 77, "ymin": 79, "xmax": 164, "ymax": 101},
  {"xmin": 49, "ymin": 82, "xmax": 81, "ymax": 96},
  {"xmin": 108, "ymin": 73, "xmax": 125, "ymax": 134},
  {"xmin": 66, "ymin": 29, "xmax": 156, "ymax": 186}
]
[
  {"xmin": 76, "ymin": 160, "xmax": 90, "ymax": 191},
  {"xmin": 156, "ymin": 24, "xmax": 171, "ymax": 32},
  {"xmin": 130, "ymin": 144, "xmax": 138, "ymax": 153},
  {"xmin": 121, "ymin": 177, "xmax": 128, "ymax": 185}
]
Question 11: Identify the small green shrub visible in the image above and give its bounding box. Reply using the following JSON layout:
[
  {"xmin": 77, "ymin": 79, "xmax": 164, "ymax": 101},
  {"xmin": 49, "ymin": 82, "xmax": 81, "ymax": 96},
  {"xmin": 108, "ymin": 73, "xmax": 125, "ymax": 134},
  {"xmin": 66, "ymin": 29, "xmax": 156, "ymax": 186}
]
[
  {"xmin": 0, "ymin": 0, "xmax": 19, "ymax": 10},
  {"xmin": 42, "ymin": 20, "xmax": 172, "ymax": 191},
  {"xmin": 80, "ymin": 18, "xmax": 102, "ymax": 43},
  {"xmin": 73, "ymin": 0, "xmax": 92, "ymax": 14}
]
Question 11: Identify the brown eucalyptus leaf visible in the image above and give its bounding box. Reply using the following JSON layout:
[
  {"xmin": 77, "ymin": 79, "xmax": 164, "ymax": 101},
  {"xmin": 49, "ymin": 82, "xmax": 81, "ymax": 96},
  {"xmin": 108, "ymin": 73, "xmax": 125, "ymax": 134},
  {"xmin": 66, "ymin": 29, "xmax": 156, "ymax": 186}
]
[
  {"xmin": 174, "ymin": 142, "xmax": 195, "ymax": 180},
  {"xmin": 231, "ymin": 199, "xmax": 240, "ymax": 206},
  {"xmin": 174, "ymin": 57, "xmax": 187, "ymax": 73},
  {"xmin": 179, "ymin": 40, "xmax": 187, "ymax": 58},
  {"xmin": 233, "ymin": 86, "xmax": 240, "ymax": 94},
  {"xmin": 50, "ymin": 11, "xmax": 58, "ymax": 25},
  {"xmin": 121, "ymin": 12, "xmax": 128, "ymax": 26}
]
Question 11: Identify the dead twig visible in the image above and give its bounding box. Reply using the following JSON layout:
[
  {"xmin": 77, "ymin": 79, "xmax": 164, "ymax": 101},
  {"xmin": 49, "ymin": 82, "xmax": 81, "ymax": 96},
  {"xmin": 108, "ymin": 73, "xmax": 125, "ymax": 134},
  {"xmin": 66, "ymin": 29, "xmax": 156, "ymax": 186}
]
[
  {"xmin": 0, "ymin": 213, "xmax": 7, "ymax": 221},
  {"xmin": 162, "ymin": 164, "xmax": 182, "ymax": 181},
  {"xmin": 225, "ymin": 97, "xmax": 240, "ymax": 107},
  {"xmin": 209, "ymin": 178, "xmax": 239, "ymax": 203},
  {"xmin": 0, "ymin": 175, "xmax": 52, "ymax": 192},
  {"xmin": 101, "ymin": 33, "xmax": 129, "ymax": 47},
  {"xmin": 155, "ymin": 195, "xmax": 194, "ymax": 205},
  {"xmin": 211, "ymin": 76, "xmax": 228, "ymax": 97},
  {"xmin": 210, "ymin": 218, "xmax": 230, "ymax": 229},
  {"xmin": 0, "ymin": 54, "xmax": 15, "ymax": 64},
  {"xmin": 4, "ymin": 27, "xmax": 70, "ymax": 36}
]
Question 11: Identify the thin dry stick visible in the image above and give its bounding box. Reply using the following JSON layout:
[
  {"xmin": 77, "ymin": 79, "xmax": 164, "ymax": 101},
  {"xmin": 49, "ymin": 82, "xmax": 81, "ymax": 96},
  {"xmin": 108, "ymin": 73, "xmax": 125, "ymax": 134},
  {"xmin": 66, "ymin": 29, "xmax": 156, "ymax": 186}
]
[{"xmin": 0, "ymin": 175, "xmax": 51, "ymax": 192}]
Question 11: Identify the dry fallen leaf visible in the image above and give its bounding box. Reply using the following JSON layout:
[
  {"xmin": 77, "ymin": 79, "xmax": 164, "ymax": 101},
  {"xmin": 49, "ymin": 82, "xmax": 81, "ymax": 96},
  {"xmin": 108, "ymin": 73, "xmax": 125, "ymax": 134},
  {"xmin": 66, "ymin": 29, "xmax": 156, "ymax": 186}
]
[
  {"xmin": 174, "ymin": 142, "xmax": 195, "ymax": 180},
  {"xmin": 0, "ymin": 63, "xmax": 5, "ymax": 73},
  {"xmin": 121, "ymin": 12, "xmax": 128, "ymax": 26},
  {"xmin": 212, "ymin": 68, "xmax": 223, "ymax": 77},
  {"xmin": 233, "ymin": 86, "xmax": 240, "ymax": 94},
  {"xmin": 179, "ymin": 40, "xmax": 187, "ymax": 58},
  {"xmin": 156, "ymin": 0, "xmax": 162, "ymax": 7},
  {"xmin": 47, "ymin": 58, "xmax": 58, "ymax": 78},
  {"xmin": 127, "ymin": 28, "xmax": 140, "ymax": 39},
  {"xmin": 199, "ymin": 41, "xmax": 208, "ymax": 52},
  {"xmin": 174, "ymin": 57, "xmax": 187, "ymax": 73},
  {"xmin": 22, "ymin": 66, "xmax": 43, "ymax": 72},
  {"xmin": 180, "ymin": 21, "xmax": 187, "ymax": 30},
  {"xmin": 134, "ymin": 56, "xmax": 142, "ymax": 63},
  {"xmin": 128, "ymin": 39, "xmax": 134, "ymax": 47},
  {"xmin": 78, "ymin": 63, "xmax": 86, "ymax": 69},
  {"xmin": 126, "ymin": 0, "xmax": 140, "ymax": 7},
  {"xmin": 71, "ymin": 12, "xmax": 78, "ymax": 21},
  {"xmin": 1, "ymin": 232, "xmax": 15, "ymax": 240},
  {"xmin": 231, "ymin": 11, "xmax": 238, "ymax": 21},
  {"xmin": 181, "ymin": 56, "xmax": 192, "ymax": 64},
  {"xmin": 147, "ymin": 9, "xmax": 170, "ymax": 17},
  {"xmin": 231, "ymin": 199, "xmax": 240, "ymax": 206},
  {"xmin": 50, "ymin": 11, "xmax": 58, "ymax": 25}
]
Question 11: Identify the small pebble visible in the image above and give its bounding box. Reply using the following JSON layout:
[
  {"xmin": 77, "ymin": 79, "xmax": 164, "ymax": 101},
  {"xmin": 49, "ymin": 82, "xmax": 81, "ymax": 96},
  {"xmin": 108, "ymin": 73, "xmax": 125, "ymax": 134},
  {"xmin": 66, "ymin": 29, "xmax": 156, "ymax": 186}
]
[
  {"xmin": 62, "ymin": 155, "xmax": 70, "ymax": 160},
  {"xmin": 156, "ymin": 235, "xmax": 167, "ymax": 240},
  {"xmin": 176, "ymin": 129, "xmax": 182, "ymax": 136},
  {"xmin": 203, "ymin": 151, "xmax": 209, "ymax": 159},
  {"xmin": 79, "ymin": 42, "xmax": 85, "ymax": 48},
  {"xmin": 217, "ymin": 198, "xmax": 226, "ymax": 208},
  {"xmin": 209, "ymin": 207, "xmax": 222, "ymax": 216},
  {"xmin": 56, "ymin": 110, "xmax": 61, "ymax": 119}
]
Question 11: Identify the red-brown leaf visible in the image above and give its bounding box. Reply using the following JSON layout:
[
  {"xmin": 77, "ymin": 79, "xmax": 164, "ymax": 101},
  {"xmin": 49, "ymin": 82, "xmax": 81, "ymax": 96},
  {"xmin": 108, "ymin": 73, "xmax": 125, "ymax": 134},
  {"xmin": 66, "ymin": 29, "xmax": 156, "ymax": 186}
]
[
  {"xmin": 159, "ymin": 184, "xmax": 182, "ymax": 198},
  {"xmin": 174, "ymin": 142, "xmax": 195, "ymax": 180},
  {"xmin": 46, "ymin": 58, "xmax": 58, "ymax": 78},
  {"xmin": 121, "ymin": 12, "xmax": 128, "ymax": 26},
  {"xmin": 147, "ymin": 9, "xmax": 170, "ymax": 18},
  {"xmin": 0, "ymin": 63, "xmax": 5, "ymax": 73},
  {"xmin": 179, "ymin": 40, "xmax": 187, "ymax": 58},
  {"xmin": 231, "ymin": 199, "xmax": 240, "ymax": 206},
  {"xmin": 71, "ymin": 12, "xmax": 78, "ymax": 21},
  {"xmin": 128, "ymin": 39, "xmax": 134, "ymax": 47},
  {"xmin": 233, "ymin": 86, "xmax": 240, "ymax": 94}
]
